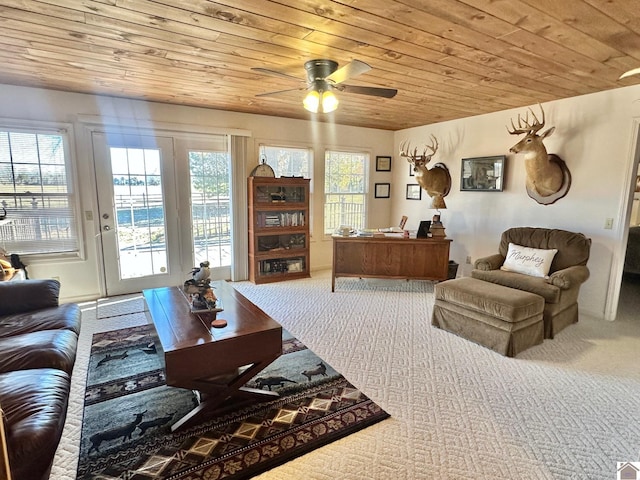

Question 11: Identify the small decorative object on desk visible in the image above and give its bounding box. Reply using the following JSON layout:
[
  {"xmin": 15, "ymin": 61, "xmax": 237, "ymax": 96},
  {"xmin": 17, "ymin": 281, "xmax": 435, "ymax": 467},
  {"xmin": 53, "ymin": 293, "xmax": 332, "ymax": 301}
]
[
  {"xmin": 429, "ymin": 213, "xmax": 446, "ymax": 238},
  {"xmin": 183, "ymin": 261, "xmax": 224, "ymax": 314}
]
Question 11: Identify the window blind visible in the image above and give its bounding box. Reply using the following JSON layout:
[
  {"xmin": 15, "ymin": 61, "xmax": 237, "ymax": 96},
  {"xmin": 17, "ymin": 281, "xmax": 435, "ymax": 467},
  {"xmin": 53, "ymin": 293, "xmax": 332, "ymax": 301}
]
[{"xmin": 0, "ymin": 129, "xmax": 79, "ymax": 255}]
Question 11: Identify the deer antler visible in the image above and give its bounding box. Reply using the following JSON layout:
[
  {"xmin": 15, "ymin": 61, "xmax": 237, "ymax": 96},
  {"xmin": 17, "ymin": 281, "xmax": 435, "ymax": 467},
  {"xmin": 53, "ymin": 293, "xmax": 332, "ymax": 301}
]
[
  {"xmin": 424, "ymin": 134, "xmax": 438, "ymax": 157},
  {"xmin": 507, "ymin": 104, "xmax": 546, "ymax": 135},
  {"xmin": 400, "ymin": 140, "xmax": 415, "ymax": 161},
  {"xmin": 400, "ymin": 135, "xmax": 439, "ymax": 162}
]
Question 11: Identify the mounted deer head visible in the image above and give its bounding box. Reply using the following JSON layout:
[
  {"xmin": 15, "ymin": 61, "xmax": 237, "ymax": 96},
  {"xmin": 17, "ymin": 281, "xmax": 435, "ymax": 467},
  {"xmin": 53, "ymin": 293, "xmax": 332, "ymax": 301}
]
[
  {"xmin": 507, "ymin": 104, "xmax": 571, "ymax": 205},
  {"xmin": 400, "ymin": 135, "xmax": 451, "ymax": 208}
]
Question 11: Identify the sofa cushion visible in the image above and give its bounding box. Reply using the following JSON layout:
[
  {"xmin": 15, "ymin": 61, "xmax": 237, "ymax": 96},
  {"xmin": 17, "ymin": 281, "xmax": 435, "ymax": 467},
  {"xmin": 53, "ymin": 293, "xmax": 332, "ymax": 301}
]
[
  {"xmin": 0, "ymin": 368, "xmax": 70, "ymax": 480},
  {"xmin": 0, "ymin": 303, "xmax": 81, "ymax": 338},
  {"xmin": 498, "ymin": 228, "xmax": 591, "ymax": 273},
  {"xmin": 501, "ymin": 243, "xmax": 558, "ymax": 278},
  {"xmin": 0, "ymin": 329, "xmax": 78, "ymax": 375},
  {"xmin": 0, "ymin": 279, "xmax": 61, "ymax": 316},
  {"xmin": 471, "ymin": 269, "xmax": 562, "ymax": 304}
]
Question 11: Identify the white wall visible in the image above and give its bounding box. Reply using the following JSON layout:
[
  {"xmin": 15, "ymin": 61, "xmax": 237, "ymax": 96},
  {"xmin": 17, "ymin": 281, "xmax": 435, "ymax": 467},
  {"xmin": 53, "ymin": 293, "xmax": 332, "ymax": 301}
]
[
  {"xmin": 4, "ymin": 82, "xmax": 638, "ymax": 319},
  {"xmin": 0, "ymin": 84, "xmax": 394, "ymax": 301},
  {"xmin": 393, "ymin": 85, "xmax": 640, "ymax": 319}
]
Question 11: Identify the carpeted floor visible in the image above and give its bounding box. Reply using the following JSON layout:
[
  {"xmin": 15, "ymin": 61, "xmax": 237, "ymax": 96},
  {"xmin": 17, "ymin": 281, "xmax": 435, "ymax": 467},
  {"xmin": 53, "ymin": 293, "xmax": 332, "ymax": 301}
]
[{"xmin": 53, "ymin": 270, "xmax": 640, "ymax": 479}]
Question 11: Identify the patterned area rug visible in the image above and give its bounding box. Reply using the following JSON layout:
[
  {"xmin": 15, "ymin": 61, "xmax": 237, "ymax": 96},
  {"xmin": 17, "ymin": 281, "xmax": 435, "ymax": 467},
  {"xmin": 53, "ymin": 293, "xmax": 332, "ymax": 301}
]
[{"xmin": 77, "ymin": 324, "xmax": 389, "ymax": 479}]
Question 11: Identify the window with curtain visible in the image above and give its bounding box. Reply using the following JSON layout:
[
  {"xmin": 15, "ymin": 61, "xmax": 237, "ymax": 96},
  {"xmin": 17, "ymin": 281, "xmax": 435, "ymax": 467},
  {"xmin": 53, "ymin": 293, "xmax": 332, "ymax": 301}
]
[
  {"xmin": 0, "ymin": 127, "xmax": 80, "ymax": 255},
  {"xmin": 324, "ymin": 150, "xmax": 368, "ymax": 234}
]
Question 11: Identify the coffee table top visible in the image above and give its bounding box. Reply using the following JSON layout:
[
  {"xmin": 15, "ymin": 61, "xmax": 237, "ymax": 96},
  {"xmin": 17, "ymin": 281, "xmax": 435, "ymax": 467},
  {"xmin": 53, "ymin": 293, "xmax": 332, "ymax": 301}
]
[{"xmin": 143, "ymin": 280, "xmax": 281, "ymax": 353}]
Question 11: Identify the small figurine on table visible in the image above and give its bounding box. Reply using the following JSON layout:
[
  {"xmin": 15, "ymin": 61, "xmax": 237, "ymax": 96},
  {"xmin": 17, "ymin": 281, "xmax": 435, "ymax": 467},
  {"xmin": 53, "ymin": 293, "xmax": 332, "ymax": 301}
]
[
  {"xmin": 183, "ymin": 261, "xmax": 216, "ymax": 310},
  {"xmin": 191, "ymin": 261, "xmax": 211, "ymax": 283}
]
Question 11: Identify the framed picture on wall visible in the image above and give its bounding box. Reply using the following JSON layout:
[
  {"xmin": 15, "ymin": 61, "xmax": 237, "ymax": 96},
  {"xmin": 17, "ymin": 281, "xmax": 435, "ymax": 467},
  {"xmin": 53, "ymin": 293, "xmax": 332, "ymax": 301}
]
[
  {"xmin": 406, "ymin": 184, "xmax": 422, "ymax": 200},
  {"xmin": 409, "ymin": 164, "xmax": 415, "ymax": 177},
  {"xmin": 376, "ymin": 156, "xmax": 392, "ymax": 172},
  {"xmin": 374, "ymin": 183, "xmax": 390, "ymax": 198},
  {"xmin": 460, "ymin": 155, "xmax": 506, "ymax": 191}
]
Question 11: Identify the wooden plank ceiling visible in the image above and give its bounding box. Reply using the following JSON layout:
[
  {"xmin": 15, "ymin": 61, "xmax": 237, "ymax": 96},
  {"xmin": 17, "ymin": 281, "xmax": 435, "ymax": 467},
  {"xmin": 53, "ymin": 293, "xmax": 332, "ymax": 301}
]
[{"xmin": 1, "ymin": 0, "xmax": 640, "ymax": 130}]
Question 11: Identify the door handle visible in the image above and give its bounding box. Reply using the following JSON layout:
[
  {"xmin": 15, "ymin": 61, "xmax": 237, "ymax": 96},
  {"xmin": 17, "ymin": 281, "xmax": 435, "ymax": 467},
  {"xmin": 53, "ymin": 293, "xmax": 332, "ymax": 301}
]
[{"xmin": 103, "ymin": 225, "xmax": 111, "ymax": 231}]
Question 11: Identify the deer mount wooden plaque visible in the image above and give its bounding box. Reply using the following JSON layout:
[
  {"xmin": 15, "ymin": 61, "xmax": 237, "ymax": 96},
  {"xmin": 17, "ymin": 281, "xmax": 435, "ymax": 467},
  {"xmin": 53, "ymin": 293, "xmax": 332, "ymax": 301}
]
[{"xmin": 507, "ymin": 104, "xmax": 571, "ymax": 205}]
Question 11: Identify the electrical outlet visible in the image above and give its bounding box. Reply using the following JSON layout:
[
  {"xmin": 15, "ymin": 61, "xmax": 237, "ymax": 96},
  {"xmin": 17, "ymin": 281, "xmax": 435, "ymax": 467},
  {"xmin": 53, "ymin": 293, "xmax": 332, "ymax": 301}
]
[
  {"xmin": 466, "ymin": 256, "xmax": 472, "ymax": 264},
  {"xmin": 604, "ymin": 217, "xmax": 614, "ymax": 230}
]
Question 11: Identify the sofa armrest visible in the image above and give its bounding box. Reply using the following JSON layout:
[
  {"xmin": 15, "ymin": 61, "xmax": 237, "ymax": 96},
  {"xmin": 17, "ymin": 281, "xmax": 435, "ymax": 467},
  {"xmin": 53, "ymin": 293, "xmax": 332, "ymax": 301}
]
[
  {"xmin": 547, "ymin": 265, "xmax": 590, "ymax": 289},
  {"xmin": 0, "ymin": 279, "xmax": 60, "ymax": 316},
  {"xmin": 473, "ymin": 254, "xmax": 504, "ymax": 271},
  {"xmin": 0, "ymin": 404, "xmax": 11, "ymax": 480}
]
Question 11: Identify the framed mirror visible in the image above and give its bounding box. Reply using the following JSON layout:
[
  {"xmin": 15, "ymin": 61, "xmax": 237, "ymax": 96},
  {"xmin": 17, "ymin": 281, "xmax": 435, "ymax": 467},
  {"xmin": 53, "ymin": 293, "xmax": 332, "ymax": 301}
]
[{"xmin": 460, "ymin": 155, "xmax": 506, "ymax": 192}]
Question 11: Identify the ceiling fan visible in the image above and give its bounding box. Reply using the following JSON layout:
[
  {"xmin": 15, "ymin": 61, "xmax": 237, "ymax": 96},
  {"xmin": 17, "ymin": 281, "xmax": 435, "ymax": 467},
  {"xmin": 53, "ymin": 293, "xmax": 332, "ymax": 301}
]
[{"xmin": 252, "ymin": 59, "xmax": 398, "ymax": 113}]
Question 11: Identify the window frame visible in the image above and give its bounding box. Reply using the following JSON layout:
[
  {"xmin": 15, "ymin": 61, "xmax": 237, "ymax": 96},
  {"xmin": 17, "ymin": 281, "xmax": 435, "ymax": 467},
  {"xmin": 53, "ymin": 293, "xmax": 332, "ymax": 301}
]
[
  {"xmin": 258, "ymin": 142, "xmax": 314, "ymax": 236},
  {"xmin": 323, "ymin": 148, "xmax": 370, "ymax": 236},
  {"xmin": 258, "ymin": 143, "xmax": 314, "ymax": 183},
  {"xmin": 187, "ymin": 148, "xmax": 232, "ymax": 269},
  {"xmin": 0, "ymin": 119, "xmax": 84, "ymax": 261}
]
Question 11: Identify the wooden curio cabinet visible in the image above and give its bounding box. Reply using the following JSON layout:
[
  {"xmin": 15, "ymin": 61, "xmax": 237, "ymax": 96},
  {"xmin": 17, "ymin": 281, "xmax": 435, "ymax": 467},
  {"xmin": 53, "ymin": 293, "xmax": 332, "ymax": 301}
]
[{"xmin": 248, "ymin": 177, "xmax": 311, "ymax": 284}]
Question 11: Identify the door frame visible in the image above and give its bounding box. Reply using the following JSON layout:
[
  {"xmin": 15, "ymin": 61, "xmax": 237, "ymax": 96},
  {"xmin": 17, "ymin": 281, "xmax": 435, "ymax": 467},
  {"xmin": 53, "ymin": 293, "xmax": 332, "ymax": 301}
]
[
  {"xmin": 82, "ymin": 119, "xmax": 251, "ymax": 297},
  {"xmin": 605, "ymin": 118, "xmax": 640, "ymax": 320},
  {"xmin": 92, "ymin": 131, "xmax": 182, "ymax": 296}
]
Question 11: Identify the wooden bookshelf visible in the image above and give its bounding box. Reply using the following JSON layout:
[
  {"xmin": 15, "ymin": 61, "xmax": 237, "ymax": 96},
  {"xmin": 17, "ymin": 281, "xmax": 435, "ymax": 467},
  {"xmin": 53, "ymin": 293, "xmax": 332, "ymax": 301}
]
[{"xmin": 248, "ymin": 177, "xmax": 310, "ymax": 284}]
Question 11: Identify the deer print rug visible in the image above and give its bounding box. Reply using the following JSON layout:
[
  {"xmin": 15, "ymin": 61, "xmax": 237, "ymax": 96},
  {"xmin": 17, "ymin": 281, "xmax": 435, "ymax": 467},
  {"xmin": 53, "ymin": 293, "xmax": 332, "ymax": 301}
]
[{"xmin": 77, "ymin": 324, "xmax": 389, "ymax": 479}]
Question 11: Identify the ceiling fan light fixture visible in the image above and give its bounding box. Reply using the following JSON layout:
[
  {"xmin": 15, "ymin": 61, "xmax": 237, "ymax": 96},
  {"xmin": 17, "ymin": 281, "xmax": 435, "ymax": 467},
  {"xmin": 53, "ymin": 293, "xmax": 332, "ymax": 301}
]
[
  {"xmin": 303, "ymin": 90, "xmax": 320, "ymax": 113},
  {"xmin": 321, "ymin": 90, "xmax": 339, "ymax": 113},
  {"xmin": 257, "ymin": 58, "xmax": 395, "ymax": 112},
  {"xmin": 303, "ymin": 89, "xmax": 339, "ymax": 113}
]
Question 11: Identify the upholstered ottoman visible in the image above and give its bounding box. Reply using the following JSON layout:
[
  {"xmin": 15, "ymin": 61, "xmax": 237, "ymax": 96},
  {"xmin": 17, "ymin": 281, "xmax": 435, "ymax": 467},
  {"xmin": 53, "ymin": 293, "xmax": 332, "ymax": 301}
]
[{"xmin": 431, "ymin": 277, "xmax": 544, "ymax": 357}]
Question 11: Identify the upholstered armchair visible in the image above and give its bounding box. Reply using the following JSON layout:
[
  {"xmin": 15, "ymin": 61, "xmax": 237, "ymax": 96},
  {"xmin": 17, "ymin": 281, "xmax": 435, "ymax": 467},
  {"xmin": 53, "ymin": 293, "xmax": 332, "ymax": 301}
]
[{"xmin": 471, "ymin": 227, "xmax": 591, "ymax": 339}]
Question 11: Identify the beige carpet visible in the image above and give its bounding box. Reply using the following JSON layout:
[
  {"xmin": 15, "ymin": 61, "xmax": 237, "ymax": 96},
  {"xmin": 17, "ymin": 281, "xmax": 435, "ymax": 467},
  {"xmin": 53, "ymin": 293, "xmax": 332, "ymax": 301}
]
[{"xmin": 52, "ymin": 270, "xmax": 640, "ymax": 479}]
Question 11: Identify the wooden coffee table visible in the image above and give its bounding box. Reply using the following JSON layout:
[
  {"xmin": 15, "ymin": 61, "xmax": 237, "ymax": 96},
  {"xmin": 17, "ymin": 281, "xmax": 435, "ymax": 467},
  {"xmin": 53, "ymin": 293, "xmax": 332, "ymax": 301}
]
[{"xmin": 143, "ymin": 281, "xmax": 282, "ymax": 431}]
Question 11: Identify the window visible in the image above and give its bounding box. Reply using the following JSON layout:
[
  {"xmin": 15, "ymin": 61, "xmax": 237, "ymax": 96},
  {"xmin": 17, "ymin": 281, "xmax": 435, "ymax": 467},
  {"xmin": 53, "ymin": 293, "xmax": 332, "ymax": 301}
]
[
  {"xmin": 110, "ymin": 146, "xmax": 167, "ymax": 279},
  {"xmin": 259, "ymin": 145, "xmax": 312, "ymax": 179},
  {"xmin": 189, "ymin": 150, "xmax": 231, "ymax": 268},
  {"xmin": 324, "ymin": 150, "xmax": 368, "ymax": 234},
  {"xmin": 260, "ymin": 144, "xmax": 314, "ymax": 235},
  {"xmin": 0, "ymin": 126, "xmax": 80, "ymax": 256}
]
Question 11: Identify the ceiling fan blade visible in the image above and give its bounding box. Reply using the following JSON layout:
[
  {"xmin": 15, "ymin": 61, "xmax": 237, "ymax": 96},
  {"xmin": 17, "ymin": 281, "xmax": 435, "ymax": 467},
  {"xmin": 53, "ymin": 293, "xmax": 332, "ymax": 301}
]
[
  {"xmin": 255, "ymin": 87, "xmax": 306, "ymax": 97},
  {"xmin": 338, "ymin": 84, "xmax": 398, "ymax": 98},
  {"xmin": 325, "ymin": 60, "xmax": 371, "ymax": 85},
  {"xmin": 251, "ymin": 67, "xmax": 304, "ymax": 82},
  {"xmin": 619, "ymin": 67, "xmax": 640, "ymax": 80}
]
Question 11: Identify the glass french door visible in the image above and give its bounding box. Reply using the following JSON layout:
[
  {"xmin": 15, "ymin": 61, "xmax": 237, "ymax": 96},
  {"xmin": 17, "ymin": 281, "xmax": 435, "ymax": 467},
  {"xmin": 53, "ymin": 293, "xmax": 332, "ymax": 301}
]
[
  {"xmin": 93, "ymin": 132, "xmax": 182, "ymax": 295},
  {"xmin": 174, "ymin": 137, "xmax": 232, "ymax": 281}
]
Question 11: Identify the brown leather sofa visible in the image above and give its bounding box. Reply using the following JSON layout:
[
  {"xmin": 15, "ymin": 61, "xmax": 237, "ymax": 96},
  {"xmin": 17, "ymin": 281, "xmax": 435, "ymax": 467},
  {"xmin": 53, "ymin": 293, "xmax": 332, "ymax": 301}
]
[
  {"xmin": 472, "ymin": 227, "xmax": 591, "ymax": 339},
  {"xmin": 0, "ymin": 279, "xmax": 81, "ymax": 480}
]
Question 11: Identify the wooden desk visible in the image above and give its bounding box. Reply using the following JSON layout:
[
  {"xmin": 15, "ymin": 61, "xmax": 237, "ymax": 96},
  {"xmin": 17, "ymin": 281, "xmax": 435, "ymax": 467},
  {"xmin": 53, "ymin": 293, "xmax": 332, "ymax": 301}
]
[
  {"xmin": 332, "ymin": 235, "xmax": 452, "ymax": 291},
  {"xmin": 143, "ymin": 281, "xmax": 282, "ymax": 431}
]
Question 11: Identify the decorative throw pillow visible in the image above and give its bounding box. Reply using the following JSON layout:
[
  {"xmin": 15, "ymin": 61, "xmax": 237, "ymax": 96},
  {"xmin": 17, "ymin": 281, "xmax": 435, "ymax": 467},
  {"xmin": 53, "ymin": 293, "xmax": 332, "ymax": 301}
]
[{"xmin": 500, "ymin": 243, "xmax": 558, "ymax": 278}]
